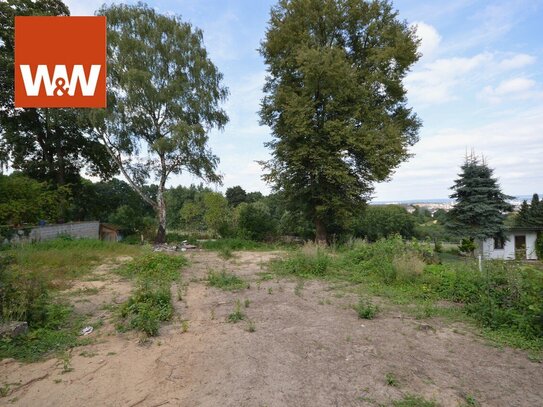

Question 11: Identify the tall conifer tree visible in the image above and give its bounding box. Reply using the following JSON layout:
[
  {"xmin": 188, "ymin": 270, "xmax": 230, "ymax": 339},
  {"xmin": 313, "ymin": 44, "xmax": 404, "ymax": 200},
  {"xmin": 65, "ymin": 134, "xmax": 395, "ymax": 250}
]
[{"xmin": 447, "ymin": 154, "xmax": 513, "ymax": 241}]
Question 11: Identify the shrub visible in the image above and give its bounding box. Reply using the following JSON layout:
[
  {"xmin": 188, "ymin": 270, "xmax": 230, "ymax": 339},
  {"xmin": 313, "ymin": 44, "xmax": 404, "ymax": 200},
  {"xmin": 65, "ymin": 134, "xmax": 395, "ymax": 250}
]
[
  {"xmin": 393, "ymin": 252, "xmax": 425, "ymax": 282},
  {"xmin": 355, "ymin": 297, "xmax": 379, "ymax": 319},
  {"xmin": 236, "ymin": 201, "xmax": 277, "ymax": 241}
]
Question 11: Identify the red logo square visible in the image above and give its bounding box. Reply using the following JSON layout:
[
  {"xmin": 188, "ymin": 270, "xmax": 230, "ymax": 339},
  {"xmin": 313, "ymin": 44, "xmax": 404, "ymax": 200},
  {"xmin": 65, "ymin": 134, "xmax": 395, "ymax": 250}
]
[{"xmin": 14, "ymin": 16, "xmax": 106, "ymax": 108}]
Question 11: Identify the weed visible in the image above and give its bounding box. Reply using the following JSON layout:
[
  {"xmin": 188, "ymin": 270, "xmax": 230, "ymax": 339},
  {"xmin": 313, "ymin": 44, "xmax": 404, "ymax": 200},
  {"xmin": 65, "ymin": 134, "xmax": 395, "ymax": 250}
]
[
  {"xmin": 0, "ymin": 384, "xmax": 10, "ymax": 397},
  {"xmin": 79, "ymin": 351, "xmax": 97, "ymax": 358},
  {"xmin": 218, "ymin": 247, "xmax": 234, "ymax": 260},
  {"xmin": 246, "ymin": 320, "xmax": 256, "ymax": 332},
  {"xmin": 207, "ymin": 270, "xmax": 247, "ymax": 291},
  {"xmin": 181, "ymin": 320, "xmax": 189, "ymax": 333},
  {"xmin": 270, "ymin": 243, "xmax": 331, "ymax": 277},
  {"xmin": 461, "ymin": 394, "xmax": 480, "ymax": 407},
  {"xmin": 268, "ymin": 287, "xmax": 273, "ymax": 295},
  {"xmin": 117, "ymin": 253, "xmax": 187, "ymax": 337},
  {"xmin": 0, "ymin": 302, "xmax": 89, "ymax": 362},
  {"xmin": 227, "ymin": 300, "xmax": 246, "ymax": 323},
  {"xmin": 60, "ymin": 354, "xmax": 73, "ymax": 374},
  {"xmin": 244, "ymin": 299, "xmax": 251, "ymax": 308},
  {"xmin": 385, "ymin": 372, "xmax": 399, "ymax": 387},
  {"xmin": 355, "ymin": 297, "xmax": 379, "ymax": 320},
  {"xmin": 294, "ymin": 280, "xmax": 304, "ymax": 297},
  {"xmin": 210, "ymin": 308, "xmax": 216, "ymax": 320}
]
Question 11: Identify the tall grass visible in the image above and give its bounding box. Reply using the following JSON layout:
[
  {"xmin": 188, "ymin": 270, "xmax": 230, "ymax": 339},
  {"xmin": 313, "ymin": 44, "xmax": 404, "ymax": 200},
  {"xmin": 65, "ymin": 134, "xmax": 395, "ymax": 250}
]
[
  {"xmin": 4, "ymin": 238, "xmax": 147, "ymax": 282},
  {"xmin": 0, "ymin": 238, "xmax": 149, "ymax": 361},
  {"xmin": 117, "ymin": 253, "xmax": 187, "ymax": 336},
  {"xmin": 270, "ymin": 236, "xmax": 543, "ymax": 349}
]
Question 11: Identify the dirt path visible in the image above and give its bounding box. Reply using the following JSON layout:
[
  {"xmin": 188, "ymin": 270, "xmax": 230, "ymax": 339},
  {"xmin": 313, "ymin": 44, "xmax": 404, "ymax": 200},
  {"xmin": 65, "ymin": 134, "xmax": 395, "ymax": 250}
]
[{"xmin": 1, "ymin": 251, "xmax": 542, "ymax": 406}]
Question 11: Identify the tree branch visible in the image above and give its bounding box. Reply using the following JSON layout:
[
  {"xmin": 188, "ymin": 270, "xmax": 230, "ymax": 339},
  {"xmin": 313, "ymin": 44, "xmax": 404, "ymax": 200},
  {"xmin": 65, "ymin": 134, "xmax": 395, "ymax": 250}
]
[{"xmin": 98, "ymin": 131, "xmax": 157, "ymax": 210}]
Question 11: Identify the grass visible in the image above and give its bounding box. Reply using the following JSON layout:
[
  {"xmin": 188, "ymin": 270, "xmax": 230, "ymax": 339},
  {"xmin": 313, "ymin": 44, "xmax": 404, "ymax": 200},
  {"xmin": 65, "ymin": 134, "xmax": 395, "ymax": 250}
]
[
  {"xmin": 207, "ymin": 270, "xmax": 248, "ymax": 291},
  {"xmin": 0, "ymin": 239, "xmax": 148, "ymax": 362},
  {"xmin": 0, "ymin": 303, "xmax": 92, "ymax": 362},
  {"xmin": 202, "ymin": 238, "xmax": 288, "ymax": 252},
  {"xmin": 269, "ymin": 238, "xmax": 543, "ymax": 351},
  {"xmin": 392, "ymin": 395, "xmax": 439, "ymax": 407},
  {"xmin": 116, "ymin": 253, "xmax": 187, "ymax": 336},
  {"xmin": 3, "ymin": 239, "xmax": 146, "ymax": 283}
]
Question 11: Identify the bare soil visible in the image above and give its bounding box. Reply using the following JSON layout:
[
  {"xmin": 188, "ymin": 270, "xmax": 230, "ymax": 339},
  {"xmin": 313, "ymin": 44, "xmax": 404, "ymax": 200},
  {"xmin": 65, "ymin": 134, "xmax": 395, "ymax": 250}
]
[{"xmin": 1, "ymin": 251, "xmax": 542, "ymax": 407}]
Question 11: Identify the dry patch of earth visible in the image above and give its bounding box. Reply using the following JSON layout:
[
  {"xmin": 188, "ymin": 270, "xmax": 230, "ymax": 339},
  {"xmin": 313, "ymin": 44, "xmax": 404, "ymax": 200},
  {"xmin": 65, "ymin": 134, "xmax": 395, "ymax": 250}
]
[{"xmin": 1, "ymin": 251, "xmax": 542, "ymax": 406}]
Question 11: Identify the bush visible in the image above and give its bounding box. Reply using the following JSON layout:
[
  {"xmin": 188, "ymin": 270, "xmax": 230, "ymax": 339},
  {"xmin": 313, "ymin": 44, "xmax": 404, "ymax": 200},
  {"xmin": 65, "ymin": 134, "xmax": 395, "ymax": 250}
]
[
  {"xmin": 355, "ymin": 297, "xmax": 379, "ymax": 319},
  {"xmin": 425, "ymin": 261, "xmax": 543, "ymax": 340},
  {"xmin": 236, "ymin": 202, "xmax": 277, "ymax": 241},
  {"xmin": 536, "ymin": 233, "xmax": 543, "ymax": 259},
  {"xmin": 0, "ymin": 254, "xmax": 50, "ymax": 325},
  {"xmin": 355, "ymin": 205, "xmax": 415, "ymax": 241},
  {"xmin": 119, "ymin": 287, "xmax": 173, "ymax": 336},
  {"xmin": 341, "ymin": 236, "xmax": 429, "ymax": 284},
  {"xmin": 393, "ymin": 252, "xmax": 425, "ymax": 282}
]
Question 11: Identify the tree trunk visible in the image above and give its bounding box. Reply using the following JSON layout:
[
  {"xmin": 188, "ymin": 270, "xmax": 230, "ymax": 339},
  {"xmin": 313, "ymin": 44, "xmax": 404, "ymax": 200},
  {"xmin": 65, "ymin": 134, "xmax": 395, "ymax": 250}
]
[
  {"xmin": 155, "ymin": 188, "xmax": 167, "ymax": 244},
  {"xmin": 315, "ymin": 218, "xmax": 327, "ymax": 245}
]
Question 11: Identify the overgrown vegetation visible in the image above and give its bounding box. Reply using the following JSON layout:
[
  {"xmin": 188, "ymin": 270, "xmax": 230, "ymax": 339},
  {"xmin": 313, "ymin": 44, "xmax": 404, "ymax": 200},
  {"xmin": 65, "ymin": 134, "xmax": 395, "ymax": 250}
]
[
  {"xmin": 0, "ymin": 239, "xmax": 140, "ymax": 361},
  {"xmin": 270, "ymin": 236, "xmax": 543, "ymax": 350},
  {"xmin": 117, "ymin": 253, "xmax": 187, "ymax": 336}
]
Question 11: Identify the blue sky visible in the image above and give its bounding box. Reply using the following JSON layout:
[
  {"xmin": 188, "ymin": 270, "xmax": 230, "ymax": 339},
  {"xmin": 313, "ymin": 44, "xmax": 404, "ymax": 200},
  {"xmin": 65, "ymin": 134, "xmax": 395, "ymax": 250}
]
[{"xmin": 66, "ymin": 0, "xmax": 543, "ymax": 201}]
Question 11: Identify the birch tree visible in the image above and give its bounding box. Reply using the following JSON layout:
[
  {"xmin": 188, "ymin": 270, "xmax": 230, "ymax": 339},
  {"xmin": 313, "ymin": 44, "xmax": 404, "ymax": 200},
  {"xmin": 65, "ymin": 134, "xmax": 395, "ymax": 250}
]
[{"xmin": 91, "ymin": 4, "xmax": 228, "ymax": 243}]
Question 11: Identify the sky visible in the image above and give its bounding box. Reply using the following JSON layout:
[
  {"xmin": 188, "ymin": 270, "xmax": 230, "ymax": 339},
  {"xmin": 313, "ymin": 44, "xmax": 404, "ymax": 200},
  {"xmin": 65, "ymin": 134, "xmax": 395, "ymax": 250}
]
[{"xmin": 65, "ymin": 0, "xmax": 543, "ymax": 201}]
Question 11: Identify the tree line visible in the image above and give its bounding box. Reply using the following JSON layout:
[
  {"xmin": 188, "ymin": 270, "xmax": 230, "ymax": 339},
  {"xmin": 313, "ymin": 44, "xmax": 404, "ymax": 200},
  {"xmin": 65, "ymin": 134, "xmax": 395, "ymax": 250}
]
[{"xmin": 0, "ymin": 0, "xmax": 422, "ymax": 244}]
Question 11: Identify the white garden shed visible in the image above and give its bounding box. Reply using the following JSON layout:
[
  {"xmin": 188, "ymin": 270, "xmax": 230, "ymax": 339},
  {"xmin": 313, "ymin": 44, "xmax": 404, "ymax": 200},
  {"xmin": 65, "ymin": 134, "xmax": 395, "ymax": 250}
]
[{"xmin": 479, "ymin": 227, "xmax": 540, "ymax": 260}]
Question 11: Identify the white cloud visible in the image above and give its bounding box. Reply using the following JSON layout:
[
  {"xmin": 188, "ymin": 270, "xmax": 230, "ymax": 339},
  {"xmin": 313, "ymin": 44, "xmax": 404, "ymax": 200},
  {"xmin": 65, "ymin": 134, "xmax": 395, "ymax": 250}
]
[
  {"xmin": 411, "ymin": 22, "xmax": 441, "ymax": 61},
  {"xmin": 374, "ymin": 105, "xmax": 543, "ymax": 200},
  {"xmin": 480, "ymin": 77, "xmax": 540, "ymax": 104},
  {"xmin": 406, "ymin": 53, "xmax": 492, "ymax": 104},
  {"xmin": 498, "ymin": 53, "xmax": 536, "ymax": 70},
  {"xmin": 64, "ymin": 0, "xmax": 104, "ymax": 15},
  {"xmin": 407, "ymin": 49, "xmax": 539, "ymax": 105}
]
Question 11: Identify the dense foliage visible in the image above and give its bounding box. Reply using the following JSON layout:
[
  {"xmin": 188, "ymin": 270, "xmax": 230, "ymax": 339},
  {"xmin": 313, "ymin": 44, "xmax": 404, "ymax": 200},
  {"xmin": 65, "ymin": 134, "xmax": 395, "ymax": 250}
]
[
  {"xmin": 259, "ymin": 0, "xmax": 421, "ymax": 242},
  {"xmin": 355, "ymin": 205, "xmax": 415, "ymax": 241},
  {"xmin": 91, "ymin": 3, "xmax": 228, "ymax": 243},
  {"xmin": 447, "ymin": 154, "xmax": 513, "ymax": 243},
  {"xmin": 0, "ymin": 0, "xmax": 116, "ymax": 188}
]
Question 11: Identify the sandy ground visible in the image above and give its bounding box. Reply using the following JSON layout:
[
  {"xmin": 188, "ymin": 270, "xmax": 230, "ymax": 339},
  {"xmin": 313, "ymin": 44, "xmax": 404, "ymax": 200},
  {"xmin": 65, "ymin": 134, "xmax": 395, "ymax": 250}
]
[{"xmin": 1, "ymin": 250, "xmax": 542, "ymax": 407}]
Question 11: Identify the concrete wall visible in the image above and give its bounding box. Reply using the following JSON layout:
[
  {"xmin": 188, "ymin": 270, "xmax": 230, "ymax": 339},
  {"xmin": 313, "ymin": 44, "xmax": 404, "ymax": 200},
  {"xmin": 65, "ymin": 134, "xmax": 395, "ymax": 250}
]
[
  {"xmin": 3, "ymin": 221, "xmax": 100, "ymax": 245},
  {"xmin": 481, "ymin": 231, "xmax": 538, "ymax": 260}
]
